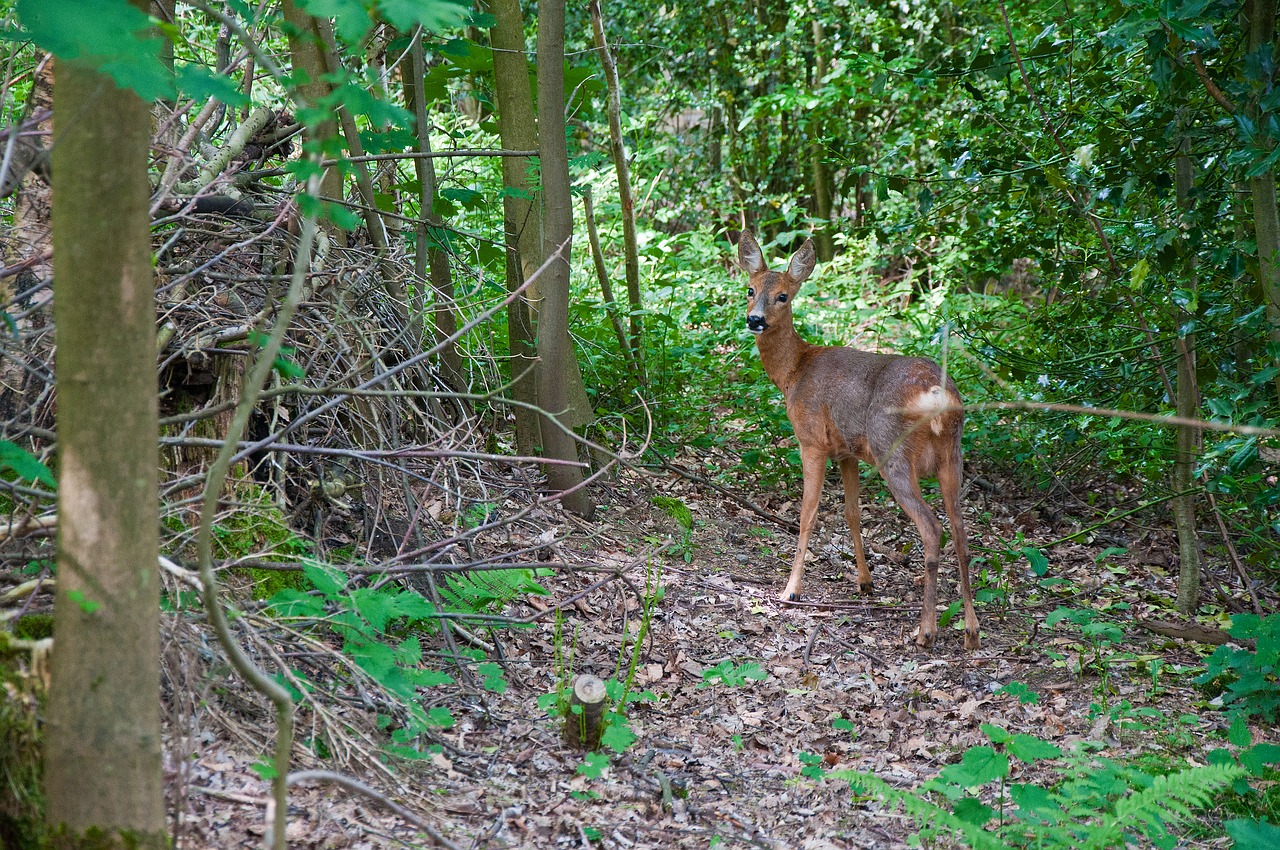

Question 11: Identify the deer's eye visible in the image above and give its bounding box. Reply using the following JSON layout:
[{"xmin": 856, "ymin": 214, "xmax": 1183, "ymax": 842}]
[
  {"xmin": 747, "ymin": 288, "xmax": 755, "ymax": 297},
  {"xmin": 777, "ymin": 293, "xmax": 789, "ymax": 303}
]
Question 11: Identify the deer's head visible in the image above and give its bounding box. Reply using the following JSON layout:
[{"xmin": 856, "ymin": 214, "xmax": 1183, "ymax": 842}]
[{"xmin": 739, "ymin": 232, "xmax": 816, "ymax": 335}]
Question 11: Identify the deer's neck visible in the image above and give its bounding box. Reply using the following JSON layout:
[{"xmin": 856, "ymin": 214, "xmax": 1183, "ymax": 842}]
[{"xmin": 755, "ymin": 319, "xmax": 813, "ymax": 393}]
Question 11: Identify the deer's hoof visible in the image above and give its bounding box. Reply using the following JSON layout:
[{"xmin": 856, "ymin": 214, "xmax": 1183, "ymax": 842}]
[
  {"xmin": 964, "ymin": 629, "xmax": 981, "ymax": 651},
  {"xmin": 779, "ymin": 589, "xmax": 801, "ymax": 603},
  {"xmin": 915, "ymin": 630, "xmax": 936, "ymax": 649},
  {"xmin": 857, "ymin": 580, "xmax": 873, "ymax": 596}
]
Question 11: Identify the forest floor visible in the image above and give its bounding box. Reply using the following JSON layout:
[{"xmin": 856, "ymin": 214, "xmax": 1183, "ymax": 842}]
[{"xmin": 168, "ymin": 443, "xmax": 1269, "ymax": 849}]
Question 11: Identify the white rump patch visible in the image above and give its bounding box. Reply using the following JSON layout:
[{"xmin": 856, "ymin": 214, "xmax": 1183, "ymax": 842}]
[{"xmin": 910, "ymin": 385, "xmax": 949, "ymax": 435}]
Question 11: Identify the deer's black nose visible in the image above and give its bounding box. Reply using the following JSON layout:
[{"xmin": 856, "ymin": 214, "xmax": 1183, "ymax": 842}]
[{"xmin": 747, "ymin": 314, "xmax": 768, "ymax": 333}]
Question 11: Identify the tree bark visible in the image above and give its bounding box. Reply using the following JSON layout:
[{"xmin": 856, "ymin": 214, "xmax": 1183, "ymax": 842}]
[
  {"xmin": 588, "ymin": 0, "xmax": 645, "ymax": 381},
  {"xmin": 1246, "ymin": 0, "xmax": 1280, "ymax": 403},
  {"xmin": 407, "ymin": 34, "xmax": 463, "ymax": 390},
  {"xmin": 584, "ymin": 184, "xmax": 638, "ymax": 380},
  {"xmin": 1174, "ymin": 143, "xmax": 1202, "ymax": 615},
  {"xmin": 45, "ymin": 52, "xmax": 165, "ymax": 849},
  {"xmin": 536, "ymin": 0, "xmax": 593, "ymax": 518},
  {"xmin": 488, "ymin": 0, "xmax": 542, "ymax": 453},
  {"xmin": 809, "ymin": 18, "xmax": 835, "ymax": 262},
  {"xmin": 281, "ymin": 0, "xmax": 346, "ymax": 247},
  {"xmin": 563, "ymin": 674, "xmax": 608, "ymax": 750}
]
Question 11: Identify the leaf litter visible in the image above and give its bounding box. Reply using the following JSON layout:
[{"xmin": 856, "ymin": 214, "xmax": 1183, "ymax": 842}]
[{"xmin": 156, "ymin": 458, "xmax": 1274, "ymax": 847}]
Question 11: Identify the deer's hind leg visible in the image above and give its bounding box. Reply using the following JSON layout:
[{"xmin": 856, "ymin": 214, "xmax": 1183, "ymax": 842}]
[
  {"xmin": 879, "ymin": 458, "xmax": 943, "ymax": 648},
  {"xmin": 839, "ymin": 458, "xmax": 872, "ymax": 595}
]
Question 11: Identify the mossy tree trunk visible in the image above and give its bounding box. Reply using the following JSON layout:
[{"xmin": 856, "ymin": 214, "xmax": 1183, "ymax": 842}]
[{"xmin": 44, "ymin": 49, "xmax": 165, "ymax": 850}]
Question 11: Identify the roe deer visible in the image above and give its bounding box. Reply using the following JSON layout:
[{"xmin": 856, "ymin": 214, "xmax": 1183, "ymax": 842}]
[{"xmin": 739, "ymin": 232, "xmax": 979, "ymax": 650}]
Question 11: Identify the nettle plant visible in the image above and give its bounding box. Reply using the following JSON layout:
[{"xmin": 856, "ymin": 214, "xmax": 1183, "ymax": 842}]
[{"xmin": 539, "ymin": 563, "xmax": 664, "ymax": 782}]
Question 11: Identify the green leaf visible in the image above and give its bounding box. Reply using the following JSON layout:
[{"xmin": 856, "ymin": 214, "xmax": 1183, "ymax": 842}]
[
  {"xmin": 995, "ymin": 681, "xmax": 1040, "ymax": 704},
  {"xmin": 16, "ymin": 0, "xmax": 174, "ymax": 101},
  {"xmin": 939, "ymin": 747, "xmax": 1008, "ymax": 787},
  {"xmin": 1022, "ymin": 547, "xmax": 1049, "ymax": 576},
  {"xmin": 1008, "ymin": 734, "xmax": 1062, "ymax": 763},
  {"xmin": 175, "ymin": 64, "xmax": 248, "ymax": 107},
  {"xmin": 477, "ymin": 662, "xmax": 507, "ymax": 694},
  {"xmin": 299, "ymin": 0, "xmax": 372, "ymax": 44},
  {"xmin": 0, "ymin": 441, "xmax": 55, "ymax": 487},
  {"xmin": 1226, "ymin": 818, "xmax": 1280, "ymax": 849},
  {"xmin": 378, "ymin": 0, "xmax": 470, "ymax": 33},
  {"xmin": 1239, "ymin": 743, "xmax": 1280, "ymax": 776},
  {"xmin": 980, "ymin": 723, "xmax": 1010, "ymax": 744},
  {"xmin": 577, "ymin": 751, "xmax": 609, "ymax": 779},
  {"xmin": 952, "ymin": 796, "xmax": 995, "ymax": 826},
  {"xmin": 425, "ymin": 706, "xmax": 454, "ymax": 728},
  {"xmin": 1228, "ymin": 716, "xmax": 1253, "ymax": 748},
  {"xmin": 601, "ymin": 719, "xmax": 637, "ymax": 753},
  {"xmin": 1010, "ymin": 782, "xmax": 1063, "ymax": 823},
  {"xmin": 66, "ymin": 589, "xmax": 101, "ymax": 614},
  {"xmin": 302, "ymin": 562, "xmax": 347, "ymax": 597},
  {"xmin": 249, "ymin": 759, "xmax": 278, "ymax": 781}
]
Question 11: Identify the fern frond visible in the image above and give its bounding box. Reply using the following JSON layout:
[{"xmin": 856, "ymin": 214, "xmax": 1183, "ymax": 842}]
[
  {"xmin": 834, "ymin": 770, "xmax": 1005, "ymax": 850},
  {"xmin": 440, "ymin": 567, "xmax": 546, "ymax": 616},
  {"xmin": 1087, "ymin": 764, "xmax": 1246, "ymax": 849}
]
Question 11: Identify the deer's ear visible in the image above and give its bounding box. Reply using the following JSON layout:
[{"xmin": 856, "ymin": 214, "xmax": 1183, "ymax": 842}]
[
  {"xmin": 787, "ymin": 239, "xmax": 817, "ymax": 283},
  {"xmin": 737, "ymin": 231, "xmax": 765, "ymax": 274}
]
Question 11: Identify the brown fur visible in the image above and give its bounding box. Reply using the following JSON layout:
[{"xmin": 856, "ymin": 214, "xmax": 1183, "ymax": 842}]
[{"xmin": 740, "ymin": 232, "xmax": 980, "ymax": 651}]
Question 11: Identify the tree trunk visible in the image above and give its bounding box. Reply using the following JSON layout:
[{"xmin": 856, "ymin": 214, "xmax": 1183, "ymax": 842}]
[
  {"xmin": 407, "ymin": 34, "xmax": 463, "ymax": 390},
  {"xmin": 536, "ymin": 0, "xmax": 593, "ymax": 518},
  {"xmin": 583, "ymin": 184, "xmax": 638, "ymax": 380},
  {"xmin": 809, "ymin": 19, "xmax": 835, "ymax": 262},
  {"xmin": 45, "ymin": 52, "xmax": 165, "ymax": 849},
  {"xmin": 281, "ymin": 0, "xmax": 346, "ymax": 247},
  {"xmin": 1174, "ymin": 144, "xmax": 1202, "ymax": 615},
  {"xmin": 488, "ymin": 0, "xmax": 542, "ymax": 453},
  {"xmin": 588, "ymin": 0, "xmax": 645, "ymax": 381},
  {"xmin": 1247, "ymin": 0, "xmax": 1280, "ymax": 403}
]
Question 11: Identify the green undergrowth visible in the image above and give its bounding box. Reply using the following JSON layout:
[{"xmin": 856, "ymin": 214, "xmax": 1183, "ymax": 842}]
[
  {"xmin": 803, "ymin": 689, "xmax": 1280, "ymax": 849},
  {"xmin": 0, "ymin": 636, "xmax": 46, "ymax": 850},
  {"xmin": 265, "ymin": 558, "xmax": 549, "ymax": 759}
]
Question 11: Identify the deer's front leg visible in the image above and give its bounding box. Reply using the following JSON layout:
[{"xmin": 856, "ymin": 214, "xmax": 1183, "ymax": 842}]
[{"xmin": 780, "ymin": 447, "xmax": 827, "ymax": 603}]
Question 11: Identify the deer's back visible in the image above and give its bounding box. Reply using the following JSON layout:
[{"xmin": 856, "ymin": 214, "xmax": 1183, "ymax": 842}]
[{"xmin": 785, "ymin": 347, "xmax": 962, "ymax": 470}]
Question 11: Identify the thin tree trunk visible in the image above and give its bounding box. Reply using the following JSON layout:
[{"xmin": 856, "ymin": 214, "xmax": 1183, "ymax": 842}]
[
  {"xmin": 488, "ymin": 0, "xmax": 542, "ymax": 453},
  {"xmin": 1246, "ymin": 0, "xmax": 1280, "ymax": 403},
  {"xmin": 313, "ymin": 17, "xmax": 403, "ymax": 306},
  {"xmin": 809, "ymin": 18, "xmax": 835, "ymax": 262},
  {"xmin": 281, "ymin": 0, "xmax": 346, "ymax": 247},
  {"xmin": 536, "ymin": 0, "xmax": 593, "ymax": 518},
  {"xmin": 408, "ymin": 34, "xmax": 463, "ymax": 389},
  {"xmin": 1174, "ymin": 143, "xmax": 1202, "ymax": 614},
  {"xmin": 588, "ymin": 0, "xmax": 645, "ymax": 381},
  {"xmin": 583, "ymin": 184, "xmax": 638, "ymax": 380},
  {"xmin": 45, "ymin": 50, "xmax": 165, "ymax": 849}
]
